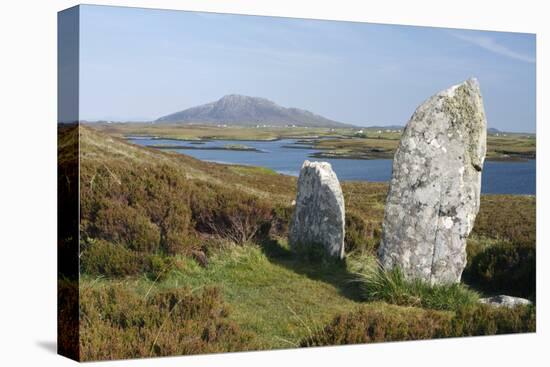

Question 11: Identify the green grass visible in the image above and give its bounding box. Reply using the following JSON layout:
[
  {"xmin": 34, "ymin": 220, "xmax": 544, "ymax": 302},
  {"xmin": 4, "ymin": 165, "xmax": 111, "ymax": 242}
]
[
  {"xmin": 77, "ymin": 238, "xmax": 535, "ymax": 359},
  {"xmin": 82, "ymin": 241, "xmax": 364, "ymax": 349},
  {"xmin": 355, "ymin": 264, "xmax": 480, "ymax": 311},
  {"xmin": 227, "ymin": 165, "xmax": 279, "ymax": 177}
]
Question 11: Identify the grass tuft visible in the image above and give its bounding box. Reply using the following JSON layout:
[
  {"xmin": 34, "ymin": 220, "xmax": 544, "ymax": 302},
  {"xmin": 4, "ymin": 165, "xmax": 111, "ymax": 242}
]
[{"xmin": 355, "ymin": 263, "xmax": 479, "ymax": 311}]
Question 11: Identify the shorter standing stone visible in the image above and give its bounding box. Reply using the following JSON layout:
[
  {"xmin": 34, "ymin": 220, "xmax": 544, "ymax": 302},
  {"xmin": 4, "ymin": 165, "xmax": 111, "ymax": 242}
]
[{"xmin": 289, "ymin": 161, "xmax": 345, "ymax": 259}]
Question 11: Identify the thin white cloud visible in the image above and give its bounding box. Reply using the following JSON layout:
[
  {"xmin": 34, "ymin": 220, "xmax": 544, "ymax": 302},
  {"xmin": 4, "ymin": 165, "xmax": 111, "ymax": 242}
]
[{"xmin": 451, "ymin": 32, "xmax": 535, "ymax": 64}]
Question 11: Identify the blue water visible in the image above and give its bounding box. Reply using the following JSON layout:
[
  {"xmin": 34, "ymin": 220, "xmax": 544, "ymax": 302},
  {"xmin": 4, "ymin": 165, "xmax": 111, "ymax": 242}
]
[{"xmin": 129, "ymin": 137, "xmax": 536, "ymax": 195}]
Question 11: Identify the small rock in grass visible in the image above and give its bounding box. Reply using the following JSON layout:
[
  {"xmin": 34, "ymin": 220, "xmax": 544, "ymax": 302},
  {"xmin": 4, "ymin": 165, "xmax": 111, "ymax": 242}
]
[{"xmin": 479, "ymin": 295, "xmax": 532, "ymax": 308}]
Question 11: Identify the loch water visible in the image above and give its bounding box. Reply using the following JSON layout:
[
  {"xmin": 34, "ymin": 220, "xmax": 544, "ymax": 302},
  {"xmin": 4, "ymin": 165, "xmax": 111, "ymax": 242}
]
[{"xmin": 129, "ymin": 137, "xmax": 536, "ymax": 195}]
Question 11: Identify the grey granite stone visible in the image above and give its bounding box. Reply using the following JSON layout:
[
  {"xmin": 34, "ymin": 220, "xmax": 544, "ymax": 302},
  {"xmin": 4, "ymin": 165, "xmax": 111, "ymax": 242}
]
[
  {"xmin": 289, "ymin": 160, "xmax": 345, "ymax": 259},
  {"xmin": 379, "ymin": 78, "xmax": 487, "ymax": 284}
]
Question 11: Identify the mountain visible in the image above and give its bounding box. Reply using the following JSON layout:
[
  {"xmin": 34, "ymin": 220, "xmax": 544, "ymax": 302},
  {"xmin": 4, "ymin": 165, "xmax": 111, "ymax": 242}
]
[{"xmin": 156, "ymin": 94, "xmax": 353, "ymax": 127}]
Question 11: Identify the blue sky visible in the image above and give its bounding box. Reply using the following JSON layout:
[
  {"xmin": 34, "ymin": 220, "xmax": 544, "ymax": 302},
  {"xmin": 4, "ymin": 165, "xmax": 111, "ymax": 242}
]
[{"xmin": 78, "ymin": 5, "xmax": 536, "ymax": 132}]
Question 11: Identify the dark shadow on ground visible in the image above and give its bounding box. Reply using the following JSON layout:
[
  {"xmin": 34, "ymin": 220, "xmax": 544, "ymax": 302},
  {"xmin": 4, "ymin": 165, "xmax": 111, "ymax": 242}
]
[
  {"xmin": 258, "ymin": 237, "xmax": 364, "ymax": 302},
  {"xmin": 36, "ymin": 340, "xmax": 57, "ymax": 354}
]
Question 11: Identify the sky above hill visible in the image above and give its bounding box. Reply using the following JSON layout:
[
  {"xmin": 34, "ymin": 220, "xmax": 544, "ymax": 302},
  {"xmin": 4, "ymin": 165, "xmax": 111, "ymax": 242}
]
[{"xmin": 77, "ymin": 5, "xmax": 536, "ymax": 132}]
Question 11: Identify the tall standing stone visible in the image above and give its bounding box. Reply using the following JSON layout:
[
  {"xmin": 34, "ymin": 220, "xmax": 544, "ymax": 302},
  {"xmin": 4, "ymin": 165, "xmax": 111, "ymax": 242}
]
[
  {"xmin": 379, "ymin": 78, "xmax": 487, "ymax": 284},
  {"xmin": 289, "ymin": 161, "xmax": 345, "ymax": 259}
]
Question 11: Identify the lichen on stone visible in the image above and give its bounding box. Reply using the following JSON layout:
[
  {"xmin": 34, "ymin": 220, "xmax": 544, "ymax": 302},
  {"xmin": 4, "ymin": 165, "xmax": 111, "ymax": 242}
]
[
  {"xmin": 379, "ymin": 78, "xmax": 487, "ymax": 284},
  {"xmin": 289, "ymin": 160, "xmax": 346, "ymax": 259}
]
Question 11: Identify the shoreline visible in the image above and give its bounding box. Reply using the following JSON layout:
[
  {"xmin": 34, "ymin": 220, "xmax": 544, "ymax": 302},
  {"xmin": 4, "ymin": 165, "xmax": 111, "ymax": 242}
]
[
  {"xmin": 186, "ymin": 158, "xmax": 536, "ymax": 195},
  {"xmin": 128, "ymin": 136, "xmax": 535, "ymax": 163}
]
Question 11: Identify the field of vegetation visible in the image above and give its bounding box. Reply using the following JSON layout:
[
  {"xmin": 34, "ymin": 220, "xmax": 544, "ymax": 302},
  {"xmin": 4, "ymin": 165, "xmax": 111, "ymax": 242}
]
[
  {"xmin": 310, "ymin": 135, "xmax": 536, "ymax": 161},
  {"xmin": 59, "ymin": 125, "xmax": 536, "ymax": 361},
  {"xmin": 91, "ymin": 122, "xmax": 536, "ymax": 161},
  {"xmin": 91, "ymin": 122, "xmax": 356, "ymax": 141}
]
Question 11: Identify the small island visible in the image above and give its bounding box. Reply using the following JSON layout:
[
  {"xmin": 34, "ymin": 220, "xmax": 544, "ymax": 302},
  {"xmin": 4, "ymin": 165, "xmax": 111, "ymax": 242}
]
[{"xmin": 146, "ymin": 142, "xmax": 264, "ymax": 152}]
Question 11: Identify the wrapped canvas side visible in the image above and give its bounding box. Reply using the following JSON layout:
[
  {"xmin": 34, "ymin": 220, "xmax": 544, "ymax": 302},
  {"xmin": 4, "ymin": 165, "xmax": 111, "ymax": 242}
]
[{"xmin": 57, "ymin": 6, "xmax": 80, "ymax": 362}]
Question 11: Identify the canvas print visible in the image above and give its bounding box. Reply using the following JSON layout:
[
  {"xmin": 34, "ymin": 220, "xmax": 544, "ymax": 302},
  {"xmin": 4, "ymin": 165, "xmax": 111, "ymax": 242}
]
[{"xmin": 58, "ymin": 4, "xmax": 536, "ymax": 362}]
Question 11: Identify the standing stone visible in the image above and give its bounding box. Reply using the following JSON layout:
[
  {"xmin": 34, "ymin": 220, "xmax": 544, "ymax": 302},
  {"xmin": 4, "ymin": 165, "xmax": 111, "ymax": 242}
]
[
  {"xmin": 289, "ymin": 161, "xmax": 345, "ymax": 259},
  {"xmin": 379, "ymin": 78, "xmax": 487, "ymax": 284}
]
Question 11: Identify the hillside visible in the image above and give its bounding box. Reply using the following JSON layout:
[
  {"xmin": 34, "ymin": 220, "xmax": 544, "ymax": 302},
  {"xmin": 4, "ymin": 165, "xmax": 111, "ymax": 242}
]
[
  {"xmin": 156, "ymin": 94, "xmax": 353, "ymax": 127},
  {"xmin": 60, "ymin": 125, "xmax": 535, "ymax": 360}
]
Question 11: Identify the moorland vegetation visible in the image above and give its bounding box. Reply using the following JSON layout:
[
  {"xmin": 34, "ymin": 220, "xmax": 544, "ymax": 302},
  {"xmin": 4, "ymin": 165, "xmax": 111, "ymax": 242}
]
[{"xmin": 58, "ymin": 126, "xmax": 535, "ymax": 360}]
